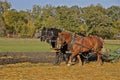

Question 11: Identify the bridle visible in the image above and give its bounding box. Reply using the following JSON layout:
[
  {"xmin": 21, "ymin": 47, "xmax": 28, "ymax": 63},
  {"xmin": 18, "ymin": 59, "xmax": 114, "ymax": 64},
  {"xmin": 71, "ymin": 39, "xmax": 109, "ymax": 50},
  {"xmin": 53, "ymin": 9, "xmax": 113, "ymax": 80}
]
[
  {"xmin": 58, "ymin": 34, "xmax": 67, "ymax": 48},
  {"xmin": 58, "ymin": 32, "xmax": 93, "ymax": 52}
]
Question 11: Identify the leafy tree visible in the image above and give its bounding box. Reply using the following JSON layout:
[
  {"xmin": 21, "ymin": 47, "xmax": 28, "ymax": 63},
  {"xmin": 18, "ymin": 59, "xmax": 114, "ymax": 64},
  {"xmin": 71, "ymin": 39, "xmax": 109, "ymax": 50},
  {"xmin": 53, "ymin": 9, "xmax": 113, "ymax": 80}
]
[
  {"xmin": 113, "ymin": 20, "xmax": 120, "ymax": 35},
  {"xmin": 0, "ymin": 0, "xmax": 11, "ymax": 13},
  {"xmin": 106, "ymin": 6, "xmax": 120, "ymax": 21},
  {"xmin": 3, "ymin": 10, "xmax": 20, "ymax": 34},
  {"xmin": 0, "ymin": 0, "xmax": 11, "ymax": 37},
  {"xmin": 0, "ymin": 17, "xmax": 6, "ymax": 37},
  {"xmin": 1, "ymin": 1, "xmax": 120, "ymax": 39},
  {"xmin": 31, "ymin": 5, "xmax": 43, "ymax": 30},
  {"xmin": 81, "ymin": 5, "xmax": 116, "ymax": 38},
  {"xmin": 3, "ymin": 10, "xmax": 32, "ymax": 37}
]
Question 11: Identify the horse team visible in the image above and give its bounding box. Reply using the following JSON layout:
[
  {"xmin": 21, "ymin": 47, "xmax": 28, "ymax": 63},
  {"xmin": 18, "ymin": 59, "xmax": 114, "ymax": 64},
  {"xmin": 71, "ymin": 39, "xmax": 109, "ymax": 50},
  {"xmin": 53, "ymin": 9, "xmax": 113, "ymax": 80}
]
[{"xmin": 40, "ymin": 27, "xmax": 105, "ymax": 66}]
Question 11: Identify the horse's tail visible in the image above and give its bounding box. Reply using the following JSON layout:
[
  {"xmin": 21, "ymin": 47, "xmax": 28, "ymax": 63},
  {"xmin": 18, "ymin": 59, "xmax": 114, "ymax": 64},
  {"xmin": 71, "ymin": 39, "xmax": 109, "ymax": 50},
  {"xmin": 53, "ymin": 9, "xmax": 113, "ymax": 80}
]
[{"xmin": 98, "ymin": 37, "xmax": 104, "ymax": 48}]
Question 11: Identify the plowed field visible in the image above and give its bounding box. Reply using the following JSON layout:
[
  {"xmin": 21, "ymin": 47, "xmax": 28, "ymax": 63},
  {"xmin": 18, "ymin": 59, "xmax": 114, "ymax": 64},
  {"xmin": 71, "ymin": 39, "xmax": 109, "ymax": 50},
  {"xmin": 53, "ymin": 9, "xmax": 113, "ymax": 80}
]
[{"xmin": 0, "ymin": 52, "xmax": 120, "ymax": 80}]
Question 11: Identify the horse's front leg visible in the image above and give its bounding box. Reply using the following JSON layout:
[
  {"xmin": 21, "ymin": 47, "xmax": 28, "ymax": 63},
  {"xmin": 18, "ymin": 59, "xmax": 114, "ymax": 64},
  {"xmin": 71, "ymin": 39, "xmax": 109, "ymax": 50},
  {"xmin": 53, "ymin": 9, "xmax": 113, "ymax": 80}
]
[
  {"xmin": 97, "ymin": 52, "xmax": 102, "ymax": 66},
  {"xmin": 77, "ymin": 54, "xmax": 83, "ymax": 66},
  {"xmin": 67, "ymin": 52, "xmax": 76, "ymax": 66}
]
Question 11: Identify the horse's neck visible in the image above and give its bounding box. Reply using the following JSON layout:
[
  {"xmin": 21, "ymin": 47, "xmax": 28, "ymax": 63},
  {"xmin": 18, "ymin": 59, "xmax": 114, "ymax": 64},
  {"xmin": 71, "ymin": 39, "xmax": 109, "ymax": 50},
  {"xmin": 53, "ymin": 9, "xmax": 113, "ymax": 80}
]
[{"xmin": 65, "ymin": 34, "xmax": 72, "ymax": 44}]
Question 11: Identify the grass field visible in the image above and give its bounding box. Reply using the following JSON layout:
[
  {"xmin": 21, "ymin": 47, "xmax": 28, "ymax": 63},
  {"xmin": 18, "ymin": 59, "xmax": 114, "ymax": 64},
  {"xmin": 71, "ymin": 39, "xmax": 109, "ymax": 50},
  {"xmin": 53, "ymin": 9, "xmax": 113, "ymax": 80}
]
[
  {"xmin": 104, "ymin": 40, "xmax": 120, "ymax": 53},
  {"xmin": 0, "ymin": 38, "xmax": 51, "ymax": 52},
  {"xmin": 0, "ymin": 38, "xmax": 119, "ymax": 52}
]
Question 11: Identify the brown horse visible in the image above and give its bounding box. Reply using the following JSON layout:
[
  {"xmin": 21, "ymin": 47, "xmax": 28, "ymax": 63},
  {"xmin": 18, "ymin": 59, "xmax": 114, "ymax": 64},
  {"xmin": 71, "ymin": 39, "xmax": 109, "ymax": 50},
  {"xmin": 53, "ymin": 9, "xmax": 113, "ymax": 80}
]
[{"xmin": 57, "ymin": 31, "xmax": 104, "ymax": 66}]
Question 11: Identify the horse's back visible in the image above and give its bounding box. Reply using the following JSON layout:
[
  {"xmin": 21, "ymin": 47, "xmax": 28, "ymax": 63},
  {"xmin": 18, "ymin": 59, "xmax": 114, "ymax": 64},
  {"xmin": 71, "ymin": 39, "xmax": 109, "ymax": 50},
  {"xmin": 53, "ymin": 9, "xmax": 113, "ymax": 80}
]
[{"xmin": 87, "ymin": 35, "xmax": 103, "ymax": 51}]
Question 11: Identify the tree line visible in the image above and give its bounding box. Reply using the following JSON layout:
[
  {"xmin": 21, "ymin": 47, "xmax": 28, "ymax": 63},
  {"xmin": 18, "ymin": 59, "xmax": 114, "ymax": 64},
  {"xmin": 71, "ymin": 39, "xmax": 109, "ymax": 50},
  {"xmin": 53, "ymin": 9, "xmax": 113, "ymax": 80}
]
[{"xmin": 0, "ymin": 0, "xmax": 120, "ymax": 39}]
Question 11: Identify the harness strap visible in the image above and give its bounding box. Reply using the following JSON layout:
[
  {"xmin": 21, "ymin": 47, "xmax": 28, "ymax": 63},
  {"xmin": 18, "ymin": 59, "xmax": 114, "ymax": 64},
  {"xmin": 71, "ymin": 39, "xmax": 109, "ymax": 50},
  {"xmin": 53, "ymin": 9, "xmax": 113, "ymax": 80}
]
[
  {"xmin": 75, "ymin": 42, "xmax": 91, "ymax": 50},
  {"xmin": 68, "ymin": 33, "xmax": 76, "ymax": 50},
  {"xmin": 74, "ymin": 37, "xmax": 95, "ymax": 60},
  {"xmin": 74, "ymin": 37, "xmax": 92, "ymax": 51}
]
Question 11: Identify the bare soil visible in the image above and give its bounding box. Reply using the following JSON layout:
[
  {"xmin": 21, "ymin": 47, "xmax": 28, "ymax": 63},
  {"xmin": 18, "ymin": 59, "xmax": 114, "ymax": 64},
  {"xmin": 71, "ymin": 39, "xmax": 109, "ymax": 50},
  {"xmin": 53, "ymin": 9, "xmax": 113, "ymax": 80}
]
[{"xmin": 0, "ymin": 52, "xmax": 56, "ymax": 65}]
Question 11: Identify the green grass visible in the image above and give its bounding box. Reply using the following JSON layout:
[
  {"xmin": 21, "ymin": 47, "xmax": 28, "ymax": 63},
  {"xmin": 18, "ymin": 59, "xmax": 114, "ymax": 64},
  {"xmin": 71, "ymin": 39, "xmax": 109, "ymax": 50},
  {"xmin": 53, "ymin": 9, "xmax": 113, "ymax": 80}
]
[
  {"xmin": 0, "ymin": 38, "xmax": 51, "ymax": 52},
  {"xmin": 106, "ymin": 44, "xmax": 120, "ymax": 51},
  {"xmin": 0, "ymin": 38, "xmax": 119, "ymax": 52},
  {"xmin": 104, "ymin": 40, "xmax": 120, "ymax": 45},
  {"xmin": 104, "ymin": 40, "xmax": 120, "ymax": 51}
]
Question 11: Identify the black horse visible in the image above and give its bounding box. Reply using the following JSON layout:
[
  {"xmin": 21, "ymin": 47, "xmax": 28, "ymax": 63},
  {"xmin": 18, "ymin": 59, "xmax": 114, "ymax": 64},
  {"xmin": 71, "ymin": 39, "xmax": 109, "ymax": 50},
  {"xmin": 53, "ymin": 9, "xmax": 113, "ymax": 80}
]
[{"xmin": 40, "ymin": 27, "xmax": 62, "ymax": 48}]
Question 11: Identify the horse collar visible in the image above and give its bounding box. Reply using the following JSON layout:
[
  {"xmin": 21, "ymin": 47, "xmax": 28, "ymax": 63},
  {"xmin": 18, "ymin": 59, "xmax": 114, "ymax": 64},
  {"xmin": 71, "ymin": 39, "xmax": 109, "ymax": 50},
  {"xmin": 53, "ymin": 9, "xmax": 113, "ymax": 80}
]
[{"xmin": 71, "ymin": 33, "xmax": 76, "ymax": 45}]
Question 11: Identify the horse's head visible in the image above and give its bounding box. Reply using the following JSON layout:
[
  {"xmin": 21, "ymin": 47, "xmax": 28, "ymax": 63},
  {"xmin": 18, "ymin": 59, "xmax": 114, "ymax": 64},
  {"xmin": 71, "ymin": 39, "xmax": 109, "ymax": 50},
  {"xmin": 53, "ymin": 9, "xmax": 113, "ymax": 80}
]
[
  {"xmin": 57, "ymin": 32, "xmax": 65, "ymax": 49},
  {"xmin": 56, "ymin": 32, "xmax": 72, "ymax": 49}
]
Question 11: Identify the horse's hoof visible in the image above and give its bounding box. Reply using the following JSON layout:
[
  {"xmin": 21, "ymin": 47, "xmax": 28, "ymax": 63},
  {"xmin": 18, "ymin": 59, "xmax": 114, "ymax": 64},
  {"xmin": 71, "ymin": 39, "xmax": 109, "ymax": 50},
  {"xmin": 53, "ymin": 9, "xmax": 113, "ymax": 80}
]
[
  {"xmin": 96, "ymin": 63, "xmax": 102, "ymax": 66},
  {"xmin": 78, "ymin": 64, "xmax": 83, "ymax": 66},
  {"xmin": 67, "ymin": 64, "xmax": 71, "ymax": 66}
]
